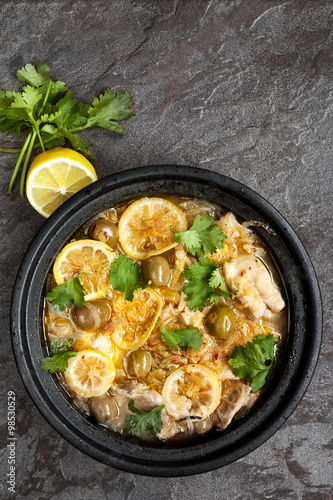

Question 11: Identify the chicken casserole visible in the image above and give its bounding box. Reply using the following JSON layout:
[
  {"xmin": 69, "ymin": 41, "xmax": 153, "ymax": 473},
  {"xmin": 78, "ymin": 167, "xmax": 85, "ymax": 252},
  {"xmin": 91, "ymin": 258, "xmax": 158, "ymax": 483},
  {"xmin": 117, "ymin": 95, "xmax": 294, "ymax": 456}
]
[{"xmin": 42, "ymin": 196, "xmax": 287, "ymax": 441}]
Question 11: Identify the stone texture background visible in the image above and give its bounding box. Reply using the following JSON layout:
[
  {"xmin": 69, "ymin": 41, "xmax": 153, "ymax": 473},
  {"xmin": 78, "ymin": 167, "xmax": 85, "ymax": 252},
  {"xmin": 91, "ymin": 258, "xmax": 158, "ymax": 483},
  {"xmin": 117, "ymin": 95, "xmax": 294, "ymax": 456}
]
[{"xmin": 0, "ymin": 0, "xmax": 332, "ymax": 498}]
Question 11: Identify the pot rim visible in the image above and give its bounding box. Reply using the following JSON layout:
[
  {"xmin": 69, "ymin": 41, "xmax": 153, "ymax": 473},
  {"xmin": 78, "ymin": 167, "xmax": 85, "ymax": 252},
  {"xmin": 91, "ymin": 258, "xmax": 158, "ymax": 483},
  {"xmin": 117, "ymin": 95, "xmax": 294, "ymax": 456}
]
[{"xmin": 11, "ymin": 165, "xmax": 322, "ymax": 476}]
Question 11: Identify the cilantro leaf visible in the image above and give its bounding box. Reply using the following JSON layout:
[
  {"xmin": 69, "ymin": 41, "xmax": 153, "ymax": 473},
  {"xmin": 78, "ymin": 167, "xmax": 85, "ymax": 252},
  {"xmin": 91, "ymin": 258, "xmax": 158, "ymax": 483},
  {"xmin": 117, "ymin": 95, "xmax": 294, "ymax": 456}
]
[
  {"xmin": 209, "ymin": 268, "xmax": 237, "ymax": 300},
  {"xmin": 10, "ymin": 86, "xmax": 43, "ymax": 119},
  {"xmin": 49, "ymin": 338, "xmax": 75, "ymax": 355},
  {"xmin": 0, "ymin": 90, "xmax": 30, "ymax": 136},
  {"xmin": 126, "ymin": 399, "xmax": 165, "ymax": 437},
  {"xmin": 41, "ymin": 339, "xmax": 76, "ymax": 374},
  {"xmin": 46, "ymin": 276, "xmax": 85, "ymax": 311},
  {"xmin": 110, "ymin": 255, "xmax": 147, "ymax": 301},
  {"xmin": 46, "ymin": 90, "xmax": 89, "ymax": 130},
  {"xmin": 158, "ymin": 324, "xmax": 203, "ymax": 352},
  {"xmin": 182, "ymin": 257, "xmax": 233, "ymax": 311},
  {"xmin": 16, "ymin": 62, "xmax": 67, "ymax": 101},
  {"xmin": 173, "ymin": 228, "xmax": 202, "ymax": 256},
  {"xmin": 174, "ymin": 214, "xmax": 226, "ymax": 256},
  {"xmin": 228, "ymin": 334, "xmax": 278, "ymax": 393},
  {"xmin": 86, "ymin": 89, "xmax": 135, "ymax": 133}
]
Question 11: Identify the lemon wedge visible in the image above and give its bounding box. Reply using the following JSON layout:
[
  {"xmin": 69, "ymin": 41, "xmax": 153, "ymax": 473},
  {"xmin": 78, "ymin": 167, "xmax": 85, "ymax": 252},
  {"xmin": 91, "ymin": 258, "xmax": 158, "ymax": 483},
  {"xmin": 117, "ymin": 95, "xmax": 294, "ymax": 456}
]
[{"xmin": 26, "ymin": 147, "xmax": 97, "ymax": 217}]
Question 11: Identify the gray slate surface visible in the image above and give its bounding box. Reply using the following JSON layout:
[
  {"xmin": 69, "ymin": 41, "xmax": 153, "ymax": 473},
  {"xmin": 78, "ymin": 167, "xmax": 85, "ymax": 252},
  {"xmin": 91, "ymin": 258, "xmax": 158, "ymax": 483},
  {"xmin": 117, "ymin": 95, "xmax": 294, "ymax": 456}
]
[{"xmin": 1, "ymin": 1, "xmax": 332, "ymax": 499}]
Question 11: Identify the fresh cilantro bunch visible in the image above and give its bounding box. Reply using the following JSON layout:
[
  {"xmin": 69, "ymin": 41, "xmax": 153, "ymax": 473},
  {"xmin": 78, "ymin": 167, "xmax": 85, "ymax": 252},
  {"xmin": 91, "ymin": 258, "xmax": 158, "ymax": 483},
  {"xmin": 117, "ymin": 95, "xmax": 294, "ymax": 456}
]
[
  {"xmin": 174, "ymin": 214, "xmax": 226, "ymax": 256},
  {"xmin": 229, "ymin": 334, "xmax": 278, "ymax": 393},
  {"xmin": 182, "ymin": 257, "xmax": 235, "ymax": 311},
  {"xmin": 46, "ymin": 276, "xmax": 85, "ymax": 311},
  {"xmin": 41, "ymin": 339, "xmax": 76, "ymax": 374},
  {"xmin": 126, "ymin": 399, "xmax": 165, "ymax": 438},
  {"xmin": 0, "ymin": 62, "xmax": 135, "ymax": 195},
  {"xmin": 110, "ymin": 255, "xmax": 147, "ymax": 301},
  {"xmin": 158, "ymin": 324, "xmax": 203, "ymax": 352}
]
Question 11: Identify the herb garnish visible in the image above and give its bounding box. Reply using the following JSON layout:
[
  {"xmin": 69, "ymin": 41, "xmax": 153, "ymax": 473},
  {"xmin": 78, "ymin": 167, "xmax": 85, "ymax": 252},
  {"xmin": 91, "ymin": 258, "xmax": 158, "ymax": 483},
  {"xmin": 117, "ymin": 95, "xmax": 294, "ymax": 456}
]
[
  {"xmin": 41, "ymin": 339, "xmax": 76, "ymax": 374},
  {"xmin": 158, "ymin": 324, "xmax": 203, "ymax": 352},
  {"xmin": 126, "ymin": 399, "xmax": 165, "ymax": 437},
  {"xmin": 46, "ymin": 276, "xmax": 85, "ymax": 311},
  {"xmin": 229, "ymin": 334, "xmax": 278, "ymax": 393},
  {"xmin": 174, "ymin": 214, "xmax": 226, "ymax": 256},
  {"xmin": 0, "ymin": 63, "xmax": 135, "ymax": 195},
  {"xmin": 110, "ymin": 255, "xmax": 147, "ymax": 301},
  {"xmin": 182, "ymin": 257, "xmax": 236, "ymax": 311}
]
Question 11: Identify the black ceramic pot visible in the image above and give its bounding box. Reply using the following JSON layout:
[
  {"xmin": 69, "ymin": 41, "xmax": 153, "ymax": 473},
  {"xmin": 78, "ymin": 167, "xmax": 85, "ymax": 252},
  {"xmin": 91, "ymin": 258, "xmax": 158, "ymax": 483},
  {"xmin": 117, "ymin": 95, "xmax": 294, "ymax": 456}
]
[{"xmin": 11, "ymin": 166, "xmax": 322, "ymax": 476}]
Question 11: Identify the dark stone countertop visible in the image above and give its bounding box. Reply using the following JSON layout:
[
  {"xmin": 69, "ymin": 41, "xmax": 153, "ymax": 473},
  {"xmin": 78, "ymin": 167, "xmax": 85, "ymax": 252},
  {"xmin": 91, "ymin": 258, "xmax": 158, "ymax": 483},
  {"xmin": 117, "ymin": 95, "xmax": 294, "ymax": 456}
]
[{"xmin": 1, "ymin": 1, "xmax": 332, "ymax": 498}]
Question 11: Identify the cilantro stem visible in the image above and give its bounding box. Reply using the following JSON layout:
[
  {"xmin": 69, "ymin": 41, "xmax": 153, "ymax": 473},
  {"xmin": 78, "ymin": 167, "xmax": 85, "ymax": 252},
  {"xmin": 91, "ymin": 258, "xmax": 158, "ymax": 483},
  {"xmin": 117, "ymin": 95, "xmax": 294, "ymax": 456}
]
[
  {"xmin": 39, "ymin": 81, "xmax": 51, "ymax": 117},
  {"xmin": 20, "ymin": 130, "xmax": 37, "ymax": 196},
  {"xmin": 7, "ymin": 131, "xmax": 33, "ymax": 193},
  {"xmin": 0, "ymin": 146, "xmax": 25, "ymax": 153},
  {"xmin": 29, "ymin": 114, "xmax": 45, "ymax": 153},
  {"xmin": 0, "ymin": 132, "xmax": 57, "ymax": 154},
  {"xmin": 36, "ymin": 126, "xmax": 45, "ymax": 152},
  {"xmin": 34, "ymin": 81, "xmax": 52, "ymax": 153}
]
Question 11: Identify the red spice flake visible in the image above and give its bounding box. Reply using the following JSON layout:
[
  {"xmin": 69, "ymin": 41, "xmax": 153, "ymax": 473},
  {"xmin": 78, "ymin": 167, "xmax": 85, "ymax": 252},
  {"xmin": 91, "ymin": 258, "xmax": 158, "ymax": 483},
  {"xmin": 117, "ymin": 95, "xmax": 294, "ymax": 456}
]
[
  {"xmin": 111, "ymin": 310, "xmax": 116, "ymax": 318},
  {"xmin": 81, "ymin": 355, "xmax": 85, "ymax": 359},
  {"xmin": 214, "ymin": 353, "xmax": 219, "ymax": 360},
  {"xmin": 173, "ymin": 356, "xmax": 183, "ymax": 364},
  {"xmin": 241, "ymin": 270, "xmax": 246, "ymax": 276}
]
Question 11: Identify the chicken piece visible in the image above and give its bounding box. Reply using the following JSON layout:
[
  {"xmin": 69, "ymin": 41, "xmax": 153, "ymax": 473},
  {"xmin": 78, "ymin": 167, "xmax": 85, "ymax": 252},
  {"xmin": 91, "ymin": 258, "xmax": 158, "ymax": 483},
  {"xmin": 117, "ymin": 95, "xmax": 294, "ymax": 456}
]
[
  {"xmin": 176, "ymin": 292, "xmax": 208, "ymax": 329},
  {"xmin": 223, "ymin": 255, "xmax": 285, "ymax": 319},
  {"xmin": 209, "ymin": 212, "xmax": 259, "ymax": 264},
  {"xmin": 89, "ymin": 382, "xmax": 163, "ymax": 432},
  {"xmin": 211, "ymin": 380, "xmax": 258, "ymax": 430},
  {"xmin": 157, "ymin": 410, "xmax": 187, "ymax": 440},
  {"xmin": 115, "ymin": 381, "xmax": 163, "ymax": 412},
  {"xmin": 218, "ymin": 212, "xmax": 257, "ymax": 245},
  {"xmin": 157, "ymin": 410, "xmax": 213, "ymax": 441}
]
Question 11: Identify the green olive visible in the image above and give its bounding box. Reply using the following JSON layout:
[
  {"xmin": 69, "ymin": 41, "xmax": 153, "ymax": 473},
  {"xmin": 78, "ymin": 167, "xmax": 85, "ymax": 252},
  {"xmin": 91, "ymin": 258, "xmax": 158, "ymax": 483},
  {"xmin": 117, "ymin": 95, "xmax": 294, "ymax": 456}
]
[
  {"xmin": 141, "ymin": 256, "xmax": 171, "ymax": 287},
  {"xmin": 206, "ymin": 305, "xmax": 236, "ymax": 339},
  {"xmin": 73, "ymin": 300, "xmax": 111, "ymax": 330},
  {"xmin": 89, "ymin": 219, "xmax": 118, "ymax": 246},
  {"xmin": 126, "ymin": 349, "xmax": 152, "ymax": 378},
  {"xmin": 89, "ymin": 394, "xmax": 118, "ymax": 424}
]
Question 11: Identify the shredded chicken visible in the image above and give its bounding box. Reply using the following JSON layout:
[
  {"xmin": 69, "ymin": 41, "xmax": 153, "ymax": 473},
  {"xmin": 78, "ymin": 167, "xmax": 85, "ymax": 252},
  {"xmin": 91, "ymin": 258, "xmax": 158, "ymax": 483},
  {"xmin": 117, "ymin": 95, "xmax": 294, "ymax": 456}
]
[
  {"xmin": 223, "ymin": 255, "xmax": 285, "ymax": 319},
  {"xmin": 211, "ymin": 380, "xmax": 259, "ymax": 430}
]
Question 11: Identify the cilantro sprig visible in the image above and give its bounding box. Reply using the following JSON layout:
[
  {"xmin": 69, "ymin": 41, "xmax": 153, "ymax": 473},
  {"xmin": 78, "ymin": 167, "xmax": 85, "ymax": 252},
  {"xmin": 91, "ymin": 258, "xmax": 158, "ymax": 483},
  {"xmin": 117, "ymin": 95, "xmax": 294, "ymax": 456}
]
[
  {"xmin": 158, "ymin": 324, "xmax": 203, "ymax": 352},
  {"xmin": 174, "ymin": 214, "xmax": 226, "ymax": 256},
  {"xmin": 182, "ymin": 257, "xmax": 236, "ymax": 311},
  {"xmin": 126, "ymin": 399, "xmax": 165, "ymax": 438},
  {"xmin": 0, "ymin": 62, "xmax": 135, "ymax": 195},
  {"xmin": 229, "ymin": 334, "xmax": 278, "ymax": 393},
  {"xmin": 46, "ymin": 276, "xmax": 85, "ymax": 311},
  {"xmin": 41, "ymin": 339, "xmax": 76, "ymax": 374},
  {"xmin": 110, "ymin": 255, "xmax": 147, "ymax": 301}
]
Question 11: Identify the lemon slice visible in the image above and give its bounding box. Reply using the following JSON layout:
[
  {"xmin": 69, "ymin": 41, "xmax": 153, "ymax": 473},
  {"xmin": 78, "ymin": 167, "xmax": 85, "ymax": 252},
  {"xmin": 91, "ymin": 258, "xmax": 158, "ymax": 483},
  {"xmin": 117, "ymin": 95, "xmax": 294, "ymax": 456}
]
[
  {"xmin": 53, "ymin": 239, "xmax": 116, "ymax": 301},
  {"xmin": 26, "ymin": 147, "xmax": 97, "ymax": 217},
  {"xmin": 118, "ymin": 197, "xmax": 187, "ymax": 259},
  {"xmin": 162, "ymin": 364, "xmax": 221, "ymax": 420},
  {"xmin": 65, "ymin": 349, "xmax": 116, "ymax": 398},
  {"xmin": 111, "ymin": 288, "xmax": 162, "ymax": 349}
]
